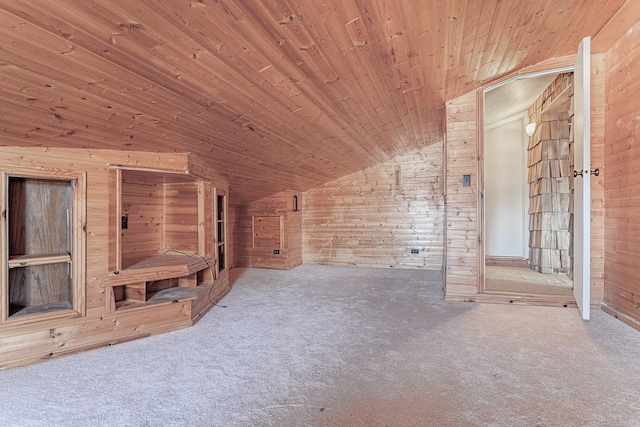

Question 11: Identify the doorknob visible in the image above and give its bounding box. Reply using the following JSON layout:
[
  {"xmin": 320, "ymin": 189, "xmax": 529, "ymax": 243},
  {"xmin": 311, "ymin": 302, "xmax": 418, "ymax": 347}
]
[{"xmin": 574, "ymin": 168, "xmax": 600, "ymax": 178}]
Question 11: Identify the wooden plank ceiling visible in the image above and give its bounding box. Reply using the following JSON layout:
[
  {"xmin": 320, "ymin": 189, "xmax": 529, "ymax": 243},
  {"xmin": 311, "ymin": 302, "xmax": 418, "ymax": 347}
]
[{"xmin": 0, "ymin": 0, "xmax": 626, "ymax": 203}]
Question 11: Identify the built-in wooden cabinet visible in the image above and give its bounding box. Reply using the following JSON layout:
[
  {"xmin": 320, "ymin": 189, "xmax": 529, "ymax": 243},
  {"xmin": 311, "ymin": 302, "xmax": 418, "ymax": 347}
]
[
  {"xmin": 0, "ymin": 148, "xmax": 231, "ymax": 370},
  {"xmin": 236, "ymin": 190, "xmax": 301, "ymax": 270},
  {"xmin": 1, "ymin": 170, "xmax": 86, "ymax": 323}
]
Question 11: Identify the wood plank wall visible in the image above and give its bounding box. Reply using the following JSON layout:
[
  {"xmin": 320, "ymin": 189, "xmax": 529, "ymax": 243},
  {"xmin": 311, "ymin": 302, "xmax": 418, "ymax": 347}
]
[
  {"xmin": 235, "ymin": 191, "xmax": 302, "ymax": 270},
  {"xmin": 444, "ymin": 91, "xmax": 480, "ymax": 298},
  {"xmin": 602, "ymin": 21, "xmax": 640, "ymax": 324},
  {"xmin": 163, "ymin": 182, "xmax": 199, "ymax": 254},
  {"xmin": 121, "ymin": 175, "xmax": 164, "ymax": 267},
  {"xmin": 0, "ymin": 148, "xmax": 230, "ymax": 369},
  {"xmin": 590, "ymin": 53, "xmax": 606, "ymax": 305},
  {"xmin": 302, "ymin": 144, "xmax": 444, "ymax": 269}
]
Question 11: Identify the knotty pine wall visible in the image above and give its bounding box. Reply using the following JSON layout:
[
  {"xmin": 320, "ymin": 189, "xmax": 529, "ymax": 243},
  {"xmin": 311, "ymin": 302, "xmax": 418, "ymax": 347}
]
[
  {"xmin": 602, "ymin": 20, "xmax": 640, "ymax": 325},
  {"xmin": 120, "ymin": 172, "xmax": 204, "ymax": 268},
  {"xmin": 163, "ymin": 182, "xmax": 200, "ymax": 254},
  {"xmin": 235, "ymin": 191, "xmax": 302, "ymax": 270},
  {"xmin": 0, "ymin": 148, "xmax": 230, "ymax": 370},
  {"xmin": 302, "ymin": 144, "xmax": 444, "ymax": 270},
  {"xmin": 591, "ymin": 53, "xmax": 606, "ymax": 305},
  {"xmin": 444, "ymin": 91, "xmax": 481, "ymax": 298},
  {"xmin": 120, "ymin": 173, "xmax": 165, "ymax": 267}
]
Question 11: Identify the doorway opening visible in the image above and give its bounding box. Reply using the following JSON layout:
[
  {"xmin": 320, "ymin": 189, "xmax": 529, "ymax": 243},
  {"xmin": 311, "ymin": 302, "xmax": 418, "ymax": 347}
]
[{"xmin": 483, "ymin": 70, "xmax": 576, "ymax": 297}]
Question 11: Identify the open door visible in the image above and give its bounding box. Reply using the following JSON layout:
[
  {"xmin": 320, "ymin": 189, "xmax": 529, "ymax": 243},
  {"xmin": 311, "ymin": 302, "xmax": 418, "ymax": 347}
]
[{"xmin": 573, "ymin": 37, "xmax": 591, "ymax": 320}]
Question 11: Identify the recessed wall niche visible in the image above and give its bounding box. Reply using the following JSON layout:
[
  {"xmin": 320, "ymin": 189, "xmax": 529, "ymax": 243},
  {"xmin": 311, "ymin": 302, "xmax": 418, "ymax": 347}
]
[
  {"xmin": 104, "ymin": 167, "xmax": 225, "ymax": 311},
  {"xmin": 118, "ymin": 169, "xmax": 200, "ymax": 268},
  {"xmin": 1, "ymin": 171, "xmax": 86, "ymax": 322}
]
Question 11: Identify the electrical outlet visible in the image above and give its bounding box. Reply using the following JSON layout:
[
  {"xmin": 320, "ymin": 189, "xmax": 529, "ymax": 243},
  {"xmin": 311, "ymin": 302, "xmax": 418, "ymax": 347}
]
[
  {"xmin": 463, "ymin": 175, "xmax": 471, "ymax": 187},
  {"xmin": 273, "ymin": 249, "xmax": 280, "ymax": 255},
  {"xmin": 121, "ymin": 216, "xmax": 128, "ymax": 230},
  {"xmin": 411, "ymin": 248, "xmax": 419, "ymax": 254}
]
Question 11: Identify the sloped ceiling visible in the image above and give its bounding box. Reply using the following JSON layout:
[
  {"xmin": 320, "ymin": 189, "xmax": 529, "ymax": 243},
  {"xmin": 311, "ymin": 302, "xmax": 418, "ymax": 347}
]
[
  {"xmin": 484, "ymin": 74, "xmax": 558, "ymax": 126},
  {"xmin": 0, "ymin": 0, "xmax": 627, "ymax": 203}
]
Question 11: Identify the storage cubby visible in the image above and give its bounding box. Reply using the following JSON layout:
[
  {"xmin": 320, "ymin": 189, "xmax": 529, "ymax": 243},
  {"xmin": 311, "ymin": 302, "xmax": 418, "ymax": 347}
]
[
  {"xmin": 119, "ymin": 169, "xmax": 201, "ymax": 269},
  {"xmin": 1, "ymin": 171, "xmax": 86, "ymax": 322},
  {"xmin": 104, "ymin": 167, "xmax": 221, "ymax": 312},
  {"xmin": 111, "ymin": 276, "xmax": 210, "ymax": 310}
]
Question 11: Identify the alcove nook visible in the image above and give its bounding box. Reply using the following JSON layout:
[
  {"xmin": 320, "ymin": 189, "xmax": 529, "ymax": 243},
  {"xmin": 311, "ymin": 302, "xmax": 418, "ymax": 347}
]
[{"xmin": 0, "ymin": 147, "xmax": 230, "ymax": 369}]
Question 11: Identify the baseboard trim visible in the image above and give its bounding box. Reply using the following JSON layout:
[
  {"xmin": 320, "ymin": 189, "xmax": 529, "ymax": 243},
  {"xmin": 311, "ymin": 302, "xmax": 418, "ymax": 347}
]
[
  {"xmin": 601, "ymin": 302, "xmax": 640, "ymax": 332},
  {"xmin": 485, "ymin": 257, "xmax": 529, "ymax": 268},
  {"xmin": 446, "ymin": 292, "xmax": 577, "ymax": 307}
]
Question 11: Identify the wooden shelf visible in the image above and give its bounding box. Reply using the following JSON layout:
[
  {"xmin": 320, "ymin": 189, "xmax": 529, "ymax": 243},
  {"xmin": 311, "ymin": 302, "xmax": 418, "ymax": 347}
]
[
  {"xmin": 10, "ymin": 301, "xmax": 73, "ymax": 317},
  {"xmin": 8, "ymin": 253, "xmax": 71, "ymax": 269},
  {"xmin": 103, "ymin": 253, "xmax": 212, "ymax": 287},
  {"xmin": 114, "ymin": 285, "xmax": 204, "ymax": 311}
]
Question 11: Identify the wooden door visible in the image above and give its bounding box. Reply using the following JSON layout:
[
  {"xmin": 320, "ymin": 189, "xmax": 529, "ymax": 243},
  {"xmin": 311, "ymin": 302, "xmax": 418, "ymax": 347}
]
[{"xmin": 573, "ymin": 37, "xmax": 591, "ymax": 320}]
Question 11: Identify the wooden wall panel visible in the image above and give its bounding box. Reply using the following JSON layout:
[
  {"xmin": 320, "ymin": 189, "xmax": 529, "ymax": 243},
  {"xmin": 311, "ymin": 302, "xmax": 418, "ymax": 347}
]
[
  {"xmin": 121, "ymin": 180, "xmax": 164, "ymax": 267},
  {"xmin": 0, "ymin": 147, "xmax": 230, "ymax": 369},
  {"xmin": 590, "ymin": 53, "xmax": 606, "ymax": 305},
  {"xmin": 302, "ymin": 144, "xmax": 444, "ymax": 270},
  {"xmin": 228, "ymin": 204, "xmax": 241, "ymax": 269},
  {"xmin": 163, "ymin": 183, "xmax": 199, "ymax": 253},
  {"xmin": 253, "ymin": 216, "xmax": 282, "ymax": 249},
  {"xmin": 234, "ymin": 191, "xmax": 302, "ymax": 270},
  {"xmin": 444, "ymin": 91, "xmax": 480, "ymax": 298},
  {"xmin": 602, "ymin": 20, "xmax": 640, "ymax": 324},
  {"xmin": 204, "ymin": 183, "xmax": 214, "ymax": 258}
]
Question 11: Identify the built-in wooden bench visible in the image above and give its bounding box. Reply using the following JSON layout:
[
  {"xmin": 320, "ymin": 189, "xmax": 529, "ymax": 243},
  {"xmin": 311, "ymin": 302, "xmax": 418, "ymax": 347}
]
[
  {"xmin": 103, "ymin": 253, "xmax": 212, "ymax": 287},
  {"xmin": 102, "ymin": 253, "xmax": 215, "ymax": 312}
]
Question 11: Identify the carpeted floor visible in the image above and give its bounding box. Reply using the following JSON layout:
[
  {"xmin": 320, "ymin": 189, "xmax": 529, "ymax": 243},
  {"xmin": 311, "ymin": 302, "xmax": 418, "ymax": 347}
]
[
  {"xmin": 485, "ymin": 265, "xmax": 573, "ymax": 296},
  {"xmin": 1, "ymin": 264, "xmax": 639, "ymax": 426}
]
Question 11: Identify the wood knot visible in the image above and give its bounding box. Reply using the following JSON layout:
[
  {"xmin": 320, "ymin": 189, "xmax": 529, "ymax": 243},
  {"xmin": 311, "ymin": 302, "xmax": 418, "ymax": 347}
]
[{"xmin": 119, "ymin": 23, "xmax": 143, "ymax": 30}]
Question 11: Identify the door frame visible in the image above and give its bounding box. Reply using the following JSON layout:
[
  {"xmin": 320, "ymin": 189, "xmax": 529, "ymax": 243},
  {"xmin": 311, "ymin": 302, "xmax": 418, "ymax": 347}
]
[{"xmin": 478, "ymin": 66, "xmax": 575, "ymax": 301}]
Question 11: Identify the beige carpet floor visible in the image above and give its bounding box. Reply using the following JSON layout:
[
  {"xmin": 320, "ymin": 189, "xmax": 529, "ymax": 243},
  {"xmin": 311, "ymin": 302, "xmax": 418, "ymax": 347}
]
[
  {"xmin": 0, "ymin": 265, "xmax": 639, "ymax": 426},
  {"xmin": 485, "ymin": 265, "xmax": 574, "ymax": 296}
]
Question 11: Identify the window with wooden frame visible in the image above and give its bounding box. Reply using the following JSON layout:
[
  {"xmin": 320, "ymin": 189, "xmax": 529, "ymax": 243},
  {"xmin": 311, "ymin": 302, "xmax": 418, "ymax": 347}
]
[
  {"xmin": 1, "ymin": 170, "xmax": 86, "ymax": 323},
  {"xmin": 216, "ymin": 193, "xmax": 226, "ymax": 273}
]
